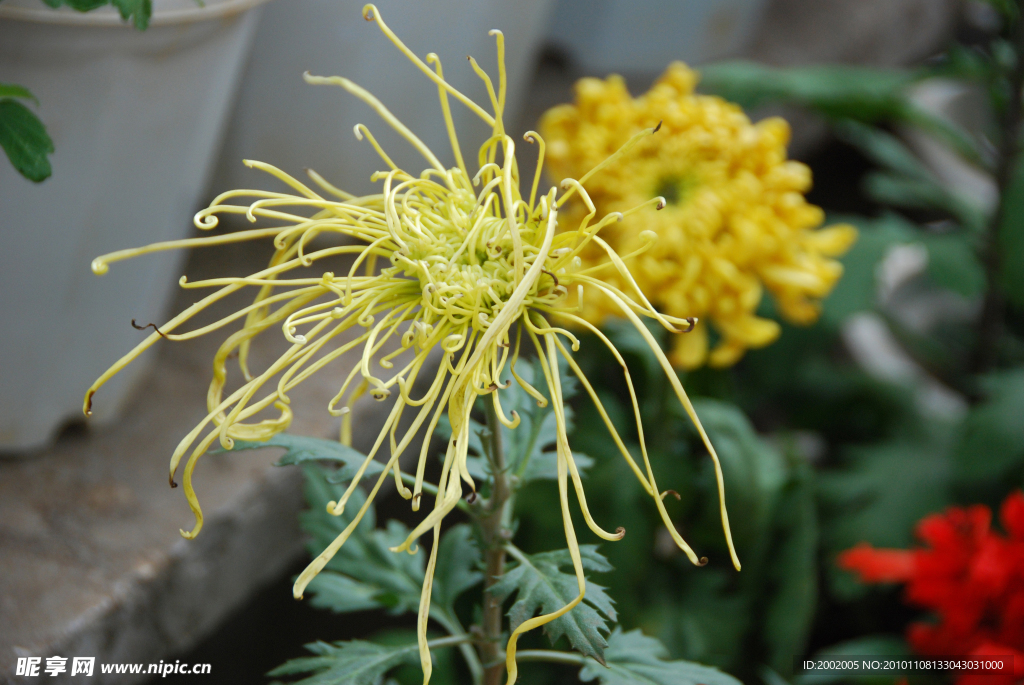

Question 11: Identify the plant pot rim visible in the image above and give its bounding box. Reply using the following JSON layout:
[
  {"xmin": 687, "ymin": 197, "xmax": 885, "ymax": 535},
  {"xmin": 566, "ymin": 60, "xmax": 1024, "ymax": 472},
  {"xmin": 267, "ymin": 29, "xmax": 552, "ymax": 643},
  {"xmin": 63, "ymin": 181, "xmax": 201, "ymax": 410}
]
[{"xmin": 0, "ymin": 0, "xmax": 274, "ymax": 26}]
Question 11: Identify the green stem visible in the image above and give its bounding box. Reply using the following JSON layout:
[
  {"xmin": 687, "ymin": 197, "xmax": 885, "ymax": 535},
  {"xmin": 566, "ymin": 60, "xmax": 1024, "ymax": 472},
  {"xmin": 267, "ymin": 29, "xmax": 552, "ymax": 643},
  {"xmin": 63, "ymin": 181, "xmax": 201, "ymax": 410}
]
[
  {"xmin": 479, "ymin": 400, "xmax": 512, "ymax": 685},
  {"xmin": 426, "ymin": 634, "xmax": 475, "ymax": 650},
  {"xmin": 433, "ymin": 610, "xmax": 484, "ymax": 685},
  {"xmin": 515, "ymin": 649, "xmax": 588, "ymax": 666}
]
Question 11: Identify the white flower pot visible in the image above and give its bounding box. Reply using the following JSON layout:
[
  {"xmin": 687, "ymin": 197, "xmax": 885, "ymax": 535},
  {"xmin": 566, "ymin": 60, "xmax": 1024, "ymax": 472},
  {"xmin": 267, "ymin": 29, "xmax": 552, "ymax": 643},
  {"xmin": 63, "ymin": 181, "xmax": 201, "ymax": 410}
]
[
  {"xmin": 546, "ymin": 0, "xmax": 767, "ymax": 73},
  {"xmin": 211, "ymin": 0, "xmax": 557, "ymax": 198},
  {"xmin": 0, "ymin": 0, "xmax": 272, "ymax": 452}
]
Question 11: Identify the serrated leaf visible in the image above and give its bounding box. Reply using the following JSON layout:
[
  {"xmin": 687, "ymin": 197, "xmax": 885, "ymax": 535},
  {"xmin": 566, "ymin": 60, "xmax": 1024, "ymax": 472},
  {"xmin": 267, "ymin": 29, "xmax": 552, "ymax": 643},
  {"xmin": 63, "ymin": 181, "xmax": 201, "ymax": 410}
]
[
  {"xmin": 0, "ymin": 100, "xmax": 53, "ymax": 183},
  {"xmin": 431, "ymin": 523, "xmax": 483, "ymax": 614},
  {"xmin": 578, "ymin": 628, "xmax": 742, "ymax": 685},
  {"xmin": 952, "ymin": 367, "xmax": 1024, "ymax": 481},
  {"xmin": 489, "ymin": 546, "xmax": 615, "ymax": 661},
  {"xmin": 228, "ymin": 433, "xmax": 381, "ymax": 483},
  {"xmin": 300, "ymin": 465, "xmax": 424, "ymax": 615},
  {"xmin": 304, "ymin": 573, "xmax": 382, "ymax": 614},
  {"xmin": 268, "ymin": 639, "xmax": 419, "ymax": 685}
]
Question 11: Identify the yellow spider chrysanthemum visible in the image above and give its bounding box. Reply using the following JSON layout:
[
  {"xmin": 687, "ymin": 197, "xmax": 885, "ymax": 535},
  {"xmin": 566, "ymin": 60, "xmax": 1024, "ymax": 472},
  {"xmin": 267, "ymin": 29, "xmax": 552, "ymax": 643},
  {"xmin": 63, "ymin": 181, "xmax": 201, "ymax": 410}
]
[
  {"xmin": 541, "ymin": 62, "xmax": 858, "ymax": 369},
  {"xmin": 84, "ymin": 11, "xmax": 738, "ymax": 684}
]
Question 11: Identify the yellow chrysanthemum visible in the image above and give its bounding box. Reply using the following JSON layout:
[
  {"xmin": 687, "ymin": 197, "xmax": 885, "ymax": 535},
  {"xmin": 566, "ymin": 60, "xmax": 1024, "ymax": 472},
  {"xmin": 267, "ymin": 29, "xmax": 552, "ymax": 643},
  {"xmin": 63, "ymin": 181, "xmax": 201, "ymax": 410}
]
[
  {"xmin": 541, "ymin": 62, "xmax": 858, "ymax": 369},
  {"xmin": 84, "ymin": 10, "xmax": 738, "ymax": 685}
]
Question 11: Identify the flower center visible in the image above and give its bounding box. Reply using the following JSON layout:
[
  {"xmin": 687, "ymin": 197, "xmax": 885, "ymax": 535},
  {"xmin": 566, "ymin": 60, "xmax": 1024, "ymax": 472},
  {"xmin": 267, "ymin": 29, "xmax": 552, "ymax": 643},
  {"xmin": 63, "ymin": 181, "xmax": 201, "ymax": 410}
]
[{"xmin": 654, "ymin": 174, "xmax": 697, "ymax": 207}]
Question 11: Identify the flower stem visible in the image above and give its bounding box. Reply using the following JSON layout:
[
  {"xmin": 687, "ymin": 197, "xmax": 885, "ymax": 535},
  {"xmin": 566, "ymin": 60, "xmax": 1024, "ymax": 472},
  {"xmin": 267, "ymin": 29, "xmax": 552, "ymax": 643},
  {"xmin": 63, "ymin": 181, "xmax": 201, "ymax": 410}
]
[
  {"xmin": 515, "ymin": 649, "xmax": 588, "ymax": 666},
  {"xmin": 479, "ymin": 399, "xmax": 511, "ymax": 685}
]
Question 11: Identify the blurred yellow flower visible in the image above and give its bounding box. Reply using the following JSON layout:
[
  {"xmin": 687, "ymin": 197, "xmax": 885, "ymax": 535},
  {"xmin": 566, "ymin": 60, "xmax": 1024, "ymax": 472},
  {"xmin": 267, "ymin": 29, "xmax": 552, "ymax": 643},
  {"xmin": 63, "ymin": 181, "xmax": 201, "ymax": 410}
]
[{"xmin": 541, "ymin": 62, "xmax": 858, "ymax": 369}]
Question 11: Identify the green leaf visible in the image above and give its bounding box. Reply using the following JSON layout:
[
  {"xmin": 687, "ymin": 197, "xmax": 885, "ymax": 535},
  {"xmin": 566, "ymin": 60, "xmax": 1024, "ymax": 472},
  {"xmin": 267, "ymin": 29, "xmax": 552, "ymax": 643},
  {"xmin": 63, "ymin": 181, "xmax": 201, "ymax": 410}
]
[
  {"xmin": 228, "ymin": 433, "xmax": 381, "ymax": 483},
  {"xmin": 61, "ymin": 0, "xmax": 110, "ymax": 11},
  {"xmin": 0, "ymin": 100, "xmax": 53, "ymax": 183},
  {"xmin": 0, "ymin": 83, "xmax": 37, "ymax": 103},
  {"xmin": 762, "ymin": 461, "xmax": 819, "ymax": 676},
  {"xmin": 698, "ymin": 62, "xmax": 917, "ymax": 121},
  {"xmin": 662, "ymin": 569, "xmax": 751, "ymax": 669},
  {"xmin": 268, "ymin": 639, "xmax": 420, "ymax": 685},
  {"xmin": 818, "ymin": 430, "xmax": 952, "ymax": 553},
  {"xmin": 577, "ymin": 628, "xmax": 742, "ymax": 685},
  {"xmin": 999, "ymin": 153, "xmax": 1024, "ymax": 309},
  {"xmin": 431, "ymin": 523, "xmax": 483, "ymax": 614},
  {"xmin": 863, "ymin": 172, "xmax": 987, "ymax": 234},
  {"xmin": 796, "ymin": 636, "xmax": 908, "ymax": 685},
  {"xmin": 918, "ymin": 232, "xmax": 986, "ymax": 297},
  {"xmin": 952, "ymin": 368, "xmax": 1024, "ymax": 481},
  {"xmin": 698, "ymin": 62, "xmax": 985, "ymax": 166},
  {"xmin": 41, "ymin": 0, "xmax": 152, "ymax": 27},
  {"xmin": 111, "ymin": 0, "xmax": 152, "ymax": 29},
  {"xmin": 834, "ymin": 122, "xmax": 987, "ymax": 233},
  {"xmin": 300, "ymin": 465, "xmax": 424, "ymax": 615},
  {"xmin": 834, "ymin": 120, "xmax": 934, "ymax": 181},
  {"xmin": 820, "ymin": 214, "xmax": 913, "ymax": 326},
  {"xmin": 490, "ymin": 546, "xmax": 616, "ymax": 661},
  {"xmin": 686, "ymin": 399, "xmax": 788, "ymax": 550}
]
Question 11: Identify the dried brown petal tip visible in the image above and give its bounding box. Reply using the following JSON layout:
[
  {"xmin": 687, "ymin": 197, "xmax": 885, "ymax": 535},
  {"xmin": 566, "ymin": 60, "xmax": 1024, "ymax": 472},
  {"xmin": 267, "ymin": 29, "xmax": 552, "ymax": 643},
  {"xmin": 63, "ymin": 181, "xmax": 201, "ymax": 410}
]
[{"xmin": 132, "ymin": 319, "xmax": 168, "ymax": 339}]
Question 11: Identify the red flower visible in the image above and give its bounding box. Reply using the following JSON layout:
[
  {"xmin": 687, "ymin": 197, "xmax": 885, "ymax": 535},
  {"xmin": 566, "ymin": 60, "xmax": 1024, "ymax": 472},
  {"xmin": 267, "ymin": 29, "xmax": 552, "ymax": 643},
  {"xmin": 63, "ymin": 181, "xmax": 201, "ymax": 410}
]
[{"xmin": 838, "ymin": 491, "xmax": 1024, "ymax": 684}]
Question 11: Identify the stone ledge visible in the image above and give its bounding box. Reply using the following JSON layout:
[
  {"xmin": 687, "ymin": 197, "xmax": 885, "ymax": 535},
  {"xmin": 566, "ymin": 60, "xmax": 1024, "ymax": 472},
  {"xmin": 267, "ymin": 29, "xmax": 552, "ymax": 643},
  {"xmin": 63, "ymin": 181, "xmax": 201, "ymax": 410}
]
[{"xmin": 0, "ymin": 240, "xmax": 388, "ymax": 684}]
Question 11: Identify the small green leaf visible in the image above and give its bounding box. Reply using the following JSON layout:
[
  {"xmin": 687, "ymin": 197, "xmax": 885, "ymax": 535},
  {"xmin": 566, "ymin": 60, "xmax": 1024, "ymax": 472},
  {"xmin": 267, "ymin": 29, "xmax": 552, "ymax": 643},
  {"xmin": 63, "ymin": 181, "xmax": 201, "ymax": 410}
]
[
  {"xmin": 268, "ymin": 639, "xmax": 420, "ymax": 685},
  {"xmin": 111, "ymin": 0, "xmax": 151, "ymax": 30},
  {"xmin": 431, "ymin": 523, "xmax": 483, "ymax": 614},
  {"xmin": 999, "ymin": 153, "xmax": 1024, "ymax": 309},
  {"xmin": 61, "ymin": 0, "xmax": 111, "ymax": 11},
  {"xmin": 952, "ymin": 368, "xmax": 1024, "ymax": 481},
  {"xmin": 490, "ymin": 546, "xmax": 616, "ymax": 661},
  {"xmin": 578, "ymin": 628, "xmax": 742, "ymax": 685},
  {"xmin": 0, "ymin": 100, "xmax": 54, "ymax": 183},
  {"xmin": 0, "ymin": 83, "xmax": 37, "ymax": 103}
]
